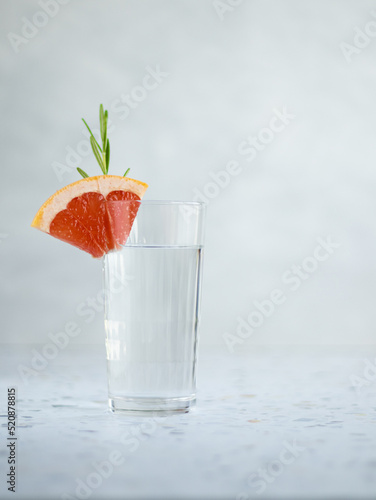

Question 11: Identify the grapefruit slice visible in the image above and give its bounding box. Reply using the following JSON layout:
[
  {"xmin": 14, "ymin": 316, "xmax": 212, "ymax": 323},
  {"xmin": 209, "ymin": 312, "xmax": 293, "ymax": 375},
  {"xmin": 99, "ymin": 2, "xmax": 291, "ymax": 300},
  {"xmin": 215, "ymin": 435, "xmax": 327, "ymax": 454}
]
[{"xmin": 32, "ymin": 175, "xmax": 148, "ymax": 258}]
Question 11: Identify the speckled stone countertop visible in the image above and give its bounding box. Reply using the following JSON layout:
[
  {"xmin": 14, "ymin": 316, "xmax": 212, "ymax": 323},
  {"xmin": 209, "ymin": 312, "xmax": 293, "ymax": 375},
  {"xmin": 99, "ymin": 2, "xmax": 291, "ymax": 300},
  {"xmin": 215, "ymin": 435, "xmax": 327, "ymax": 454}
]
[{"xmin": 1, "ymin": 344, "xmax": 376, "ymax": 499}]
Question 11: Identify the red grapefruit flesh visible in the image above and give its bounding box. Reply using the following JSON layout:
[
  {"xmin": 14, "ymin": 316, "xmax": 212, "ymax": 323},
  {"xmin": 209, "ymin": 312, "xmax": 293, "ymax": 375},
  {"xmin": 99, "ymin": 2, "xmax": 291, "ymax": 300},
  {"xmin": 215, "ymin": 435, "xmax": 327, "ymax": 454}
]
[{"xmin": 32, "ymin": 176, "xmax": 148, "ymax": 258}]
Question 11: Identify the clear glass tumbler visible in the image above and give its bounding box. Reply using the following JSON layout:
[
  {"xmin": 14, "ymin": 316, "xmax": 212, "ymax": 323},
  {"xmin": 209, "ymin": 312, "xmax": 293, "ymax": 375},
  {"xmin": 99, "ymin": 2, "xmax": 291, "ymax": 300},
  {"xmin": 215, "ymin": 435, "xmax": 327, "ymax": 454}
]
[{"xmin": 103, "ymin": 201, "xmax": 206, "ymax": 414}]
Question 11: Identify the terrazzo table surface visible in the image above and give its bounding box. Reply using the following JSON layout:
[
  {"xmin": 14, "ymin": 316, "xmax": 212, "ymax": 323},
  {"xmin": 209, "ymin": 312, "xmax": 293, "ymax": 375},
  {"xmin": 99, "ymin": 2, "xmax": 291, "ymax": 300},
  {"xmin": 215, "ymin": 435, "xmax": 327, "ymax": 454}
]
[{"xmin": 1, "ymin": 344, "xmax": 376, "ymax": 500}]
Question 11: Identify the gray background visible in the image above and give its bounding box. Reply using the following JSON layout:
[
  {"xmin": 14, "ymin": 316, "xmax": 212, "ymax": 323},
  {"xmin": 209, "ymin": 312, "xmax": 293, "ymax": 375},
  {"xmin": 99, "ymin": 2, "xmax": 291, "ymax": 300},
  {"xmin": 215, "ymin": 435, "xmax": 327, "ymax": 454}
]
[{"xmin": 1, "ymin": 0, "xmax": 376, "ymax": 348}]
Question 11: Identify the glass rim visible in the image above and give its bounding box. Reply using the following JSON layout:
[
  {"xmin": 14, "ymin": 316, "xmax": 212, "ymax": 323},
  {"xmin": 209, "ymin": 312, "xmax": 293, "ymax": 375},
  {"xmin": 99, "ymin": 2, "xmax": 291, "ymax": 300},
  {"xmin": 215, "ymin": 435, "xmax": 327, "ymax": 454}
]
[{"xmin": 107, "ymin": 199, "xmax": 206, "ymax": 207}]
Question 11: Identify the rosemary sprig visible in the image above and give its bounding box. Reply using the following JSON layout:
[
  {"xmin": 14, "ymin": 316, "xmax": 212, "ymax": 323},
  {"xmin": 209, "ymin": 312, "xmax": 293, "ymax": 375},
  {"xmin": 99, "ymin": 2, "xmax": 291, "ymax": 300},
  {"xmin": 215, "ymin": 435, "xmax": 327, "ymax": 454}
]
[
  {"xmin": 82, "ymin": 118, "xmax": 102, "ymax": 152},
  {"xmin": 77, "ymin": 167, "xmax": 89, "ymax": 178},
  {"xmin": 77, "ymin": 104, "xmax": 112, "ymax": 178},
  {"xmin": 90, "ymin": 136, "xmax": 106, "ymax": 174}
]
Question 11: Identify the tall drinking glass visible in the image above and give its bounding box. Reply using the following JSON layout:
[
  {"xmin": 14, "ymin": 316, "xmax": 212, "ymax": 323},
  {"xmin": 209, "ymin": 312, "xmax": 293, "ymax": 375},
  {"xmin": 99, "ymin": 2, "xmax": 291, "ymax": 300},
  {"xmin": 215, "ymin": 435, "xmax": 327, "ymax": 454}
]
[{"xmin": 103, "ymin": 201, "xmax": 206, "ymax": 414}]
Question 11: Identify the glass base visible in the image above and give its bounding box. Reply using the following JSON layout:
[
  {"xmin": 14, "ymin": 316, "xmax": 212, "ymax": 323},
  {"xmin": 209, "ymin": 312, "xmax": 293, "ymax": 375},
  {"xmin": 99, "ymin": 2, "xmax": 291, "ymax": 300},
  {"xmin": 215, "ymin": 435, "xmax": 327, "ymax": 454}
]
[{"xmin": 108, "ymin": 395, "xmax": 196, "ymax": 415}]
